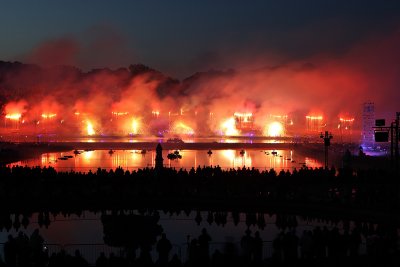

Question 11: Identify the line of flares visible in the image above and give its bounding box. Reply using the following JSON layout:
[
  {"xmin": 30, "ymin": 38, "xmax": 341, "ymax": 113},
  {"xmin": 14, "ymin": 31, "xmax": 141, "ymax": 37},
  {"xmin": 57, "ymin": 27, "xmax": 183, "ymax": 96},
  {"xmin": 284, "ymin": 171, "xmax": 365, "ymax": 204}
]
[{"xmin": 3, "ymin": 104, "xmax": 355, "ymax": 137}]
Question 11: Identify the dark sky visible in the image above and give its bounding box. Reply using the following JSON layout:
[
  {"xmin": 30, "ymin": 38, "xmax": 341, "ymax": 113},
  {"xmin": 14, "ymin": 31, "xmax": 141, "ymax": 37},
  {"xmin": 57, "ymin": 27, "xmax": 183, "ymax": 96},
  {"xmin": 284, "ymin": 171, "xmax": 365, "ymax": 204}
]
[{"xmin": 1, "ymin": 0, "xmax": 399, "ymax": 78}]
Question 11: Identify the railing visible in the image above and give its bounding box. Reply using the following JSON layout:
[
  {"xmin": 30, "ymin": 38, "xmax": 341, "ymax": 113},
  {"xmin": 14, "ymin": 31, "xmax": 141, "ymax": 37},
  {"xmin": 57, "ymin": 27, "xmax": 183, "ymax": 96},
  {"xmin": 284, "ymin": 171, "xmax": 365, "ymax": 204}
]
[{"xmin": 0, "ymin": 239, "xmax": 368, "ymax": 266}]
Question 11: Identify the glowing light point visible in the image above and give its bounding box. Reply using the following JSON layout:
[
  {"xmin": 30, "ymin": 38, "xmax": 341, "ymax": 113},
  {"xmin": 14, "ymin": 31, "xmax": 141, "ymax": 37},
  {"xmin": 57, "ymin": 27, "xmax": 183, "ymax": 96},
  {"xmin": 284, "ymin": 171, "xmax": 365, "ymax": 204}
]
[
  {"xmin": 131, "ymin": 118, "xmax": 141, "ymax": 135},
  {"xmin": 221, "ymin": 117, "xmax": 239, "ymax": 136},
  {"xmin": 266, "ymin": 122, "xmax": 284, "ymax": 137},
  {"xmin": 86, "ymin": 121, "xmax": 95, "ymax": 136}
]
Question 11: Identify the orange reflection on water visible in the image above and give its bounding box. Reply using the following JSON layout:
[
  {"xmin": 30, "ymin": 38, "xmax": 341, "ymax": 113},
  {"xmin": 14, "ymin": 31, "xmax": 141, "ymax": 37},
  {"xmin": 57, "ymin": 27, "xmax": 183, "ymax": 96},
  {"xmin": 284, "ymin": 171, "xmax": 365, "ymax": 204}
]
[
  {"xmin": 10, "ymin": 149, "xmax": 323, "ymax": 172},
  {"xmin": 41, "ymin": 153, "xmax": 57, "ymax": 165},
  {"xmin": 221, "ymin": 150, "xmax": 252, "ymax": 169},
  {"xmin": 82, "ymin": 150, "xmax": 95, "ymax": 164}
]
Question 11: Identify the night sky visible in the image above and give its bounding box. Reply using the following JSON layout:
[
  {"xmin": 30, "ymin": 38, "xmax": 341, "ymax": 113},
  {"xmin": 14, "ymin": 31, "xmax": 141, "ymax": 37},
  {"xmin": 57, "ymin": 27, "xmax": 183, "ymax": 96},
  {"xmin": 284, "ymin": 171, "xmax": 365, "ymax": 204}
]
[
  {"xmin": 1, "ymin": 0, "xmax": 400, "ymax": 123},
  {"xmin": 1, "ymin": 0, "xmax": 399, "ymax": 78}
]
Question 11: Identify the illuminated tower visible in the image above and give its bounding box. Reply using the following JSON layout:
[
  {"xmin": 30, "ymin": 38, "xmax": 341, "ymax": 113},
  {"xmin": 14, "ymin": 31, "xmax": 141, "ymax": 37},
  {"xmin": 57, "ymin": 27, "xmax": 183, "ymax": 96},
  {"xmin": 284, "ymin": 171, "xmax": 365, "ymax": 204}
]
[{"xmin": 362, "ymin": 102, "xmax": 375, "ymax": 145}]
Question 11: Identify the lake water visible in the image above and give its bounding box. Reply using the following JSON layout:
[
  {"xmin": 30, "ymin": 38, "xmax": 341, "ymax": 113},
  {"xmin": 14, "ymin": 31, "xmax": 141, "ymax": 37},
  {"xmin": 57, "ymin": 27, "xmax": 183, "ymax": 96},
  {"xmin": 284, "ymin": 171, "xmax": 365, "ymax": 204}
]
[{"xmin": 11, "ymin": 149, "xmax": 322, "ymax": 172}]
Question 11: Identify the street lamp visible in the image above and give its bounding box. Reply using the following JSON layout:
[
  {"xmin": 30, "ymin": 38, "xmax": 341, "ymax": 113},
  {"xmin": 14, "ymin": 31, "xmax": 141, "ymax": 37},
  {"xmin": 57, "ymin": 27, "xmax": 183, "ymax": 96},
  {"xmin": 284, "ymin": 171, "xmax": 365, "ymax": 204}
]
[{"xmin": 320, "ymin": 131, "xmax": 333, "ymax": 168}]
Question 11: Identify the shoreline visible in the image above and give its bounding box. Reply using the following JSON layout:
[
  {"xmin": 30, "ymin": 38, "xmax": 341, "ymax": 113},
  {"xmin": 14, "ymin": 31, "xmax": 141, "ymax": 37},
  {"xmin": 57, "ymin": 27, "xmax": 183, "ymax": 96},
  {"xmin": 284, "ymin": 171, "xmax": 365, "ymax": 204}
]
[{"xmin": 1, "ymin": 141, "xmax": 391, "ymax": 170}]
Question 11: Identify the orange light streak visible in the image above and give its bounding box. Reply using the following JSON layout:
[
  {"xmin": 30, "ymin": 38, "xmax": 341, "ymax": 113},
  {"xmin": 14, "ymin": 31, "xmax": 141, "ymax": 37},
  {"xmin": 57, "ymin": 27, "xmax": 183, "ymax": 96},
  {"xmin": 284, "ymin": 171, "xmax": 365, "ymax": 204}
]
[
  {"xmin": 5, "ymin": 113, "xmax": 21, "ymax": 120},
  {"xmin": 339, "ymin": 118, "xmax": 354, "ymax": 122},
  {"xmin": 306, "ymin": 115, "xmax": 323, "ymax": 120},
  {"xmin": 234, "ymin": 112, "xmax": 253, "ymax": 117},
  {"xmin": 112, "ymin": 111, "xmax": 129, "ymax": 116},
  {"xmin": 41, "ymin": 113, "xmax": 57, "ymax": 119}
]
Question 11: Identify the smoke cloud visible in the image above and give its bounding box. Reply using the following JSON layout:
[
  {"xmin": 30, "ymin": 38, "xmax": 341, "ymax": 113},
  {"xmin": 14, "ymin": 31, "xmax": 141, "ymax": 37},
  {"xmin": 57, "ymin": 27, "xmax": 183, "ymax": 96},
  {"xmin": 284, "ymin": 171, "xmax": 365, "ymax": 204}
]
[{"xmin": 1, "ymin": 27, "xmax": 399, "ymax": 138}]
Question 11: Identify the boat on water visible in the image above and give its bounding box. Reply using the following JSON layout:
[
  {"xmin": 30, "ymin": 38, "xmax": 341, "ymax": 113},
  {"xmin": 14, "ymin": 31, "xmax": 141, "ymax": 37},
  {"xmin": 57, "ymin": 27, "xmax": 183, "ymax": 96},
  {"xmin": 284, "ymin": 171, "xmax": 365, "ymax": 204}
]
[
  {"xmin": 108, "ymin": 149, "xmax": 114, "ymax": 155},
  {"xmin": 240, "ymin": 149, "xmax": 245, "ymax": 156},
  {"xmin": 167, "ymin": 150, "xmax": 182, "ymax": 160},
  {"xmin": 207, "ymin": 150, "xmax": 212, "ymax": 156}
]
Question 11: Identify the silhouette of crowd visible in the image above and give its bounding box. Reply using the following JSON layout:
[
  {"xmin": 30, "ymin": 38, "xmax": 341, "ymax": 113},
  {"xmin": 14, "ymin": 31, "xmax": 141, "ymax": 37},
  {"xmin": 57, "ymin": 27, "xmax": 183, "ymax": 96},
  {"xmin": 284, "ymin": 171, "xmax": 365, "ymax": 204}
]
[
  {"xmin": 2, "ymin": 229, "xmax": 47, "ymax": 267},
  {"xmin": 0, "ymin": 164, "xmax": 399, "ymax": 217},
  {"xmin": 0, "ymin": 164, "xmax": 399, "ymax": 266},
  {"xmin": 2, "ymin": 223, "xmax": 399, "ymax": 267}
]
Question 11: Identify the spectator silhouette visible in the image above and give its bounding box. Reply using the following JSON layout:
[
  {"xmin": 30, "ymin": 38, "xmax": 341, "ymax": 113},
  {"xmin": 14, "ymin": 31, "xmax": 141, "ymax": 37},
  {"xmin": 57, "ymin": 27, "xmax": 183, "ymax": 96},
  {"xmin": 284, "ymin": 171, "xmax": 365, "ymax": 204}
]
[
  {"xmin": 15, "ymin": 231, "xmax": 30, "ymax": 266},
  {"xmin": 168, "ymin": 254, "xmax": 182, "ymax": 267},
  {"xmin": 253, "ymin": 231, "xmax": 263, "ymax": 264},
  {"xmin": 72, "ymin": 249, "xmax": 89, "ymax": 266},
  {"xmin": 188, "ymin": 238, "xmax": 199, "ymax": 267},
  {"xmin": 156, "ymin": 233, "xmax": 172, "ymax": 266},
  {"xmin": 198, "ymin": 228, "xmax": 211, "ymax": 265},
  {"xmin": 4, "ymin": 235, "xmax": 17, "ymax": 267},
  {"xmin": 240, "ymin": 229, "xmax": 254, "ymax": 264},
  {"xmin": 299, "ymin": 230, "xmax": 313, "ymax": 259},
  {"xmin": 95, "ymin": 252, "xmax": 108, "ymax": 267},
  {"xmin": 30, "ymin": 228, "xmax": 46, "ymax": 267}
]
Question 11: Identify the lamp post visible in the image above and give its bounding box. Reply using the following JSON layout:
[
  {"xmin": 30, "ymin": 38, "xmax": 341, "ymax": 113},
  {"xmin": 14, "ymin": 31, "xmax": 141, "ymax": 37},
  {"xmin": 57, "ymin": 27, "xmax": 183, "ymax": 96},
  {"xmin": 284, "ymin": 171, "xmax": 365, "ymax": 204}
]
[
  {"xmin": 396, "ymin": 112, "xmax": 399, "ymax": 166},
  {"xmin": 320, "ymin": 131, "xmax": 333, "ymax": 168}
]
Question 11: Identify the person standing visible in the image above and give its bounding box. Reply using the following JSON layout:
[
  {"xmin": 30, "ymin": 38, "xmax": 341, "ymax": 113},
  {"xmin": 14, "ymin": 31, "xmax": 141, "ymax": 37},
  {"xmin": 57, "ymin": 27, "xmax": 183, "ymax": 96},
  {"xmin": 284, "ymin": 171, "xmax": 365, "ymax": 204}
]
[
  {"xmin": 156, "ymin": 233, "xmax": 172, "ymax": 266},
  {"xmin": 198, "ymin": 228, "xmax": 212, "ymax": 265}
]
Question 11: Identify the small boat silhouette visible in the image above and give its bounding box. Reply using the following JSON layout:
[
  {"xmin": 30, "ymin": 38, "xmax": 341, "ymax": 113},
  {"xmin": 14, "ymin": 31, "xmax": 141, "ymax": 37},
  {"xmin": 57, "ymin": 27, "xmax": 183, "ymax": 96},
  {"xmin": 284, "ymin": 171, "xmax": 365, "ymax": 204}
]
[{"xmin": 167, "ymin": 151, "xmax": 182, "ymax": 160}]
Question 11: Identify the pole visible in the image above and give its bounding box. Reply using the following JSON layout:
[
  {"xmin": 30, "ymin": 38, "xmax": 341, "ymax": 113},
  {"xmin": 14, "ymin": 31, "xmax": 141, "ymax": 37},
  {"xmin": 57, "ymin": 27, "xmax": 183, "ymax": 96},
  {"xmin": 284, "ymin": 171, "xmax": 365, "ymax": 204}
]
[
  {"xmin": 396, "ymin": 112, "xmax": 399, "ymax": 170},
  {"xmin": 325, "ymin": 142, "xmax": 328, "ymax": 168},
  {"xmin": 391, "ymin": 122, "xmax": 394, "ymax": 167},
  {"xmin": 320, "ymin": 131, "xmax": 333, "ymax": 169}
]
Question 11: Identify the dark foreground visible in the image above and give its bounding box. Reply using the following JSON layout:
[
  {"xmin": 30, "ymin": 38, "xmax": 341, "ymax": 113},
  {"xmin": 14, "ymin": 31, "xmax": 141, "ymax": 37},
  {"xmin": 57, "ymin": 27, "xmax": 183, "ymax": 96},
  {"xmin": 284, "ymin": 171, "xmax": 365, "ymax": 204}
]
[
  {"xmin": 2, "ymin": 221, "xmax": 399, "ymax": 267},
  {"xmin": 0, "ymin": 165, "xmax": 399, "ymax": 223},
  {"xmin": 0, "ymin": 165, "xmax": 399, "ymax": 266}
]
